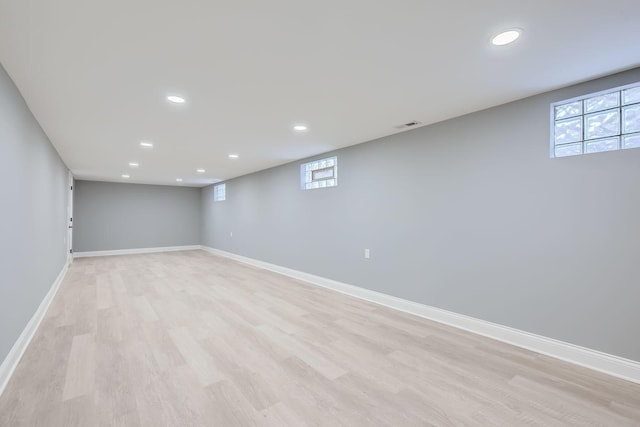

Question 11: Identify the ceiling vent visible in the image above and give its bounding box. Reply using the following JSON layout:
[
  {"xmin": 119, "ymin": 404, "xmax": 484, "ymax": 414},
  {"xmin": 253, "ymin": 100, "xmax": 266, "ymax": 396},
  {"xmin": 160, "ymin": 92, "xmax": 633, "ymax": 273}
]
[{"xmin": 394, "ymin": 120, "xmax": 422, "ymax": 130}]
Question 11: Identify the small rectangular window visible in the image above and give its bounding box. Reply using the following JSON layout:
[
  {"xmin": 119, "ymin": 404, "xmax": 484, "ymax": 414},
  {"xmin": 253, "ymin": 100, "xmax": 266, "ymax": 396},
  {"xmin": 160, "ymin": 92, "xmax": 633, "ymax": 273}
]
[
  {"xmin": 551, "ymin": 82, "xmax": 640, "ymax": 157},
  {"xmin": 214, "ymin": 183, "xmax": 226, "ymax": 201},
  {"xmin": 301, "ymin": 156, "xmax": 337, "ymax": 190}
]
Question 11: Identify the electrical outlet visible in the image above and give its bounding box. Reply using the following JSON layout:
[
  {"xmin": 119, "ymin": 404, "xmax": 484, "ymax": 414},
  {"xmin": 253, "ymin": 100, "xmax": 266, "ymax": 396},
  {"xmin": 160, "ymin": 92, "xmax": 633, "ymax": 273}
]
[{"xmin": 364, "ymin": 248, "xmax": 370, "ymax": 259}]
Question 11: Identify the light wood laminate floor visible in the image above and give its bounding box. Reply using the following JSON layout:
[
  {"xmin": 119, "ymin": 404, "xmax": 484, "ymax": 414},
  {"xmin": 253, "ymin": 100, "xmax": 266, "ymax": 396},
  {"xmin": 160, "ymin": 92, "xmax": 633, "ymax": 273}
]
[{"xmin": 1, "ymin": 250, "xmax": 639, "ymax": 426}]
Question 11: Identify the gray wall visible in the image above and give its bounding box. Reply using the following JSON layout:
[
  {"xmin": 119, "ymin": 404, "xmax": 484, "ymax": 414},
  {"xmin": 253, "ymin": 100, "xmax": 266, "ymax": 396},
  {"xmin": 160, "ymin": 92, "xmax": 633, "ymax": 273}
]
[
  {"xmin": 202, "ymin": 67, "xmax": 640, "ymax": 362},
  {"xmin": 73, "ymin": 180, "xmax": 201, "ymax": 252},
  {"xmin": 0, "ymin": 64, "xmax": 69, "ymax": 363}
]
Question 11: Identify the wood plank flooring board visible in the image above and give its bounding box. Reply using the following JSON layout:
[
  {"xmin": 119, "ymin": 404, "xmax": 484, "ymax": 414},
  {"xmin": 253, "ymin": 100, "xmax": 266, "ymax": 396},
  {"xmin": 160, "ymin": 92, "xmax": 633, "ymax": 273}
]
[
  {"xmin": 197, "ymin": 337, "xmax": 281, "ymax": 414},
  {"xmin": 509, "ymin": 375, "xmax": 639, "ymax": 427},
  {"xmin": 61, "ymin": 394, "xmax": 97, "ymax": 427},
  {"xmin": 253, "ymin": 291, "xmax": 309, "ymax": 318},
  {"xmin": 277, "ymin": 355, "xmax": 393, "ymax": 427},
  {"xmin": 62, "ymin": 333, "xmax": 96, "ymax": 401},
  {"xmin": 200, "ymin": 327, "xmax": 290, "ymax": 378},
  {"xmin": 108, "ymin": 270, "xmax": 127, "ymax": 294},
  {"xmin": 611, "ymin": 401, "xmax": 640, "ymax": 421},
  {"xmin": 286, "ymin": 313, "xmax": 344, "ymax": 347},
  {"xmin": 389, "ymin": 352, "xmax": 533, "ymax": 426},
  {"xmin": 394, "ymin": 346, "xmax": 557, "ymax": 419},
  {"xmin": 256, "ymin": 324, "xmax": 348, "ymax": 381},
  {"xmin": 205, "ymin": 380, "xmax": 263, "ymax": 426},
  {"xmin": 332, "ymin": 373, "xmax": 434, "ymax": 427},
  {"xmin": 166, "ymin": 327, "xmax": 224, "ymax": 386},
  {"xmin": 94, "ymin": 342, "xmax": 138, "ymax": 425},
  {"xmin": 140, "ymin": 321, "xmax": 186, "ymax": 371},
  {"xmin": 316, "ymin": 345, "xmax": 408, "ymax": 395},
  {"xmin": 101, "ymin": 411, "xmax": 142, "ymax": 427},
  {"xmin": 96, "ymin": 273, "xmax": 114, "ymax": 309},
  {"xmin": 131, "ymin": 296, "xmax": 160, "ymax": 322},
  {"xmin": 227, "ymin": 369, "xmax": 280, "ymax": 411},
  {"xmin": 1, "ymin": 250, "xmax": 639, "ymax": 426},
  {"xmin": 259, "ymin": 401, "xmax": 310, "ymax": 427}
]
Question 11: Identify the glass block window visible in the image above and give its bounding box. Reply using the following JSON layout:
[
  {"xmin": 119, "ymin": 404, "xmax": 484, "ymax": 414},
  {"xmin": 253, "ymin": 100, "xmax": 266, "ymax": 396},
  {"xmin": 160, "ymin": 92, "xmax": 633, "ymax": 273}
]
[
  {"xmin": 551, "ymin": 82, "xmax": 640, "ymax": 157},
  {"xmin": 213, "ymin": 183, "xmax": 226, "ymax": 201},
  {"xmin": 301, "ymin": 156, "xmax": 337, "ymax": 190}
]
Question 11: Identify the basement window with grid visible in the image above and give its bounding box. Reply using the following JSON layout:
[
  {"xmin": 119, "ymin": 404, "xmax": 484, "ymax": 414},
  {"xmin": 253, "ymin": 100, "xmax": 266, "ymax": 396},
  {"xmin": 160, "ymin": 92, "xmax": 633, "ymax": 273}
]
[
  {"xmin": 551, "ymin": 82, "xmax": 640, "ymax": 157},
  {"xmin": 213, "ymin": 183, "xmax": 226, "ymax": 201},
  {"xmin": 301, "ymin": 156, "xmax": 337, "ymax": 190}
]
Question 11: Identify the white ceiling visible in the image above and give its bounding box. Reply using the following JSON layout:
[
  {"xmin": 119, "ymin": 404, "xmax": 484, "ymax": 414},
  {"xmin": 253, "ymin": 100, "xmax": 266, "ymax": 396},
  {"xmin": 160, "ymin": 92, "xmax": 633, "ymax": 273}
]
[{"xmin": 1, "ymin": 0, "xmax": 639, "ymax": 187}]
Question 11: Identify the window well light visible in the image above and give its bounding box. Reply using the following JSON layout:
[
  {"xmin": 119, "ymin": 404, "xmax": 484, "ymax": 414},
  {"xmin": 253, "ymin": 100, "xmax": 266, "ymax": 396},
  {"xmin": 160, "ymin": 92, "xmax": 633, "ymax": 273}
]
[
  {"xmin": 167, "ymin": 95, "xmax": 186, "ymax": 104},
  {"xmin": 196, "ymin": 168, "xmax": 206, "ymax": 173},
  {"xmin": 140, "ymin": 141, "xmax": 153, "ymax": 148},
  {"xmin": 176, "ymin": 178, "xmax": 183, "ymax": 182},
  {"xmin": 228, "ymin": 154, "xmax": 239, "ymax": 159},
  {"xmin": 293, "ymin": 124, "xmax": 308, "ymax": 131},
  {"xmin": 121, "ymin": 174, "xmax": 130, "ymax": 178},
  {"xmin": 129, "ymin": 162, "xmax": 139, "ymax": 167},
  {"xmin": 491, "ymin": 29, "xmax": 521, "ymax": 46}
]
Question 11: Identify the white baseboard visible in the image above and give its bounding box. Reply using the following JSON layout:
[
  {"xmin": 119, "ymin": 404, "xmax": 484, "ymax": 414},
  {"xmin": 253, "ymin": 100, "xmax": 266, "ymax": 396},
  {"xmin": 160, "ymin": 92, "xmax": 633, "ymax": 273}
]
[
  {"xmin": 0, "ymin": 260, "xmax": 70, "ymax": 397},
  {"xmin": 201, "ymin": 246, "xmax": 640, "ymax": 384},
  {"xmin": 74, "ymin": 245, "xmax": 201, "ymax": 258}
]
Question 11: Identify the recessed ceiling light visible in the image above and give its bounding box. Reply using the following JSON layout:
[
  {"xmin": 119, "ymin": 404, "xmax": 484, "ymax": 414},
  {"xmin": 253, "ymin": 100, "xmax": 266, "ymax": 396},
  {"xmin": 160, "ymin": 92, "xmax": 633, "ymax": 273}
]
[
  {"xmin": 196, "ymin": 168, "xmax": 206, "ymax": 173},
  {"xmin": 293, "ymin": 124, "xmax": 308, "ymax": 131},
  {"xmin": 140, "ymin": 141, "xmax": 153, "ymax": 148},
  {"xmin": 176, "ymin": 178, "xmax": 183, "ymax": 182},
  {"xmin": 129, "ymin": 162, "xmax": 139, "ymax": 167},
  {"xmin": 167, "ymin": 95, "xmax": 185, "ymax": 104},
  {"xmin": 491, "ymin": 29, "xmax": 521, "ymax": 46},
  {"xmin": 228, "ymin": 154, "xmax": 239, "ymax": 159},
  {"xmin": 121, "ymin": 174, "xmax": 130, "ymax": 178}
]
